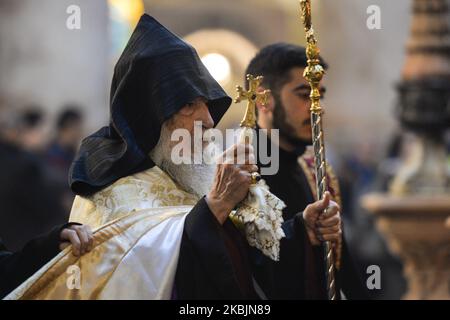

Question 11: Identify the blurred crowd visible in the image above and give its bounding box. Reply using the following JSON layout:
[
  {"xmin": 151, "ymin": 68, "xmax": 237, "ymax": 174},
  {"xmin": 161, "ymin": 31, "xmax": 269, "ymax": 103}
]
[
  {"xmin": 0, "ymin": 105, "xmax": 84, "ymax": 252},
  {"xmin": 334, "ymin": 138, "xmax": 406, "ymax": 299}
]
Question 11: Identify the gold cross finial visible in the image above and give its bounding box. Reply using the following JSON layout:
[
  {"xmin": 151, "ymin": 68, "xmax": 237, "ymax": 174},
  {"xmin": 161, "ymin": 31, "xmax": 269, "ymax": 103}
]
[{"xmin": 235, "ymin": 74, "xmax": 271, "ymax": 128}]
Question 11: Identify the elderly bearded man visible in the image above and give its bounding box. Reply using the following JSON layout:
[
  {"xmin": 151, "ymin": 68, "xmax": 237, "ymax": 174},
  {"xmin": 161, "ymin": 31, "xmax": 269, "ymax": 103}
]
[{"xmin": 4, "ymin": 16, "xmax": 342, "ymax": 300}]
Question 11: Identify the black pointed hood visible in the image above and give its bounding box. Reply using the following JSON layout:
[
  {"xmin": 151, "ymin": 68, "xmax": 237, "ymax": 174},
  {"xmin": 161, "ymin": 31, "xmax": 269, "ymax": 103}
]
[{"xmin": 69, "ymin": 14, "xmax": 232, "ymax": 196}]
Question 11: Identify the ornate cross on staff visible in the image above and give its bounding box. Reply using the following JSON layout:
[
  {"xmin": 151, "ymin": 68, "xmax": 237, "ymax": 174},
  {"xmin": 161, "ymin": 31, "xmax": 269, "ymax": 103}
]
[{"xmin": 235, "ymin": 74, "xmax": 271, "ymax": 128}]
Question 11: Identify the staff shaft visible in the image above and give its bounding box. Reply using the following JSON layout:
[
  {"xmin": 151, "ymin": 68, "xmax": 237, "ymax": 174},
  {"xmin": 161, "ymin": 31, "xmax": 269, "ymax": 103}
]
[{"xmin": 300, "ymin": 0, "xmax": 336, "ymax": 300}]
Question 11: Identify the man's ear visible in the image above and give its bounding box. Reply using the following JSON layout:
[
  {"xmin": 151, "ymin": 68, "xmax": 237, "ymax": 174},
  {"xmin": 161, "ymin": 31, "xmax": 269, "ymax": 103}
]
[{"xmin": 255, "ymin": 86, "xmax": 274, "ymax": 114}]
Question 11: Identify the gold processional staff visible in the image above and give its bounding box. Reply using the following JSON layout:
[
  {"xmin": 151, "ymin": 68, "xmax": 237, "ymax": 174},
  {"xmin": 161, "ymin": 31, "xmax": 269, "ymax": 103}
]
[{"xmin": 300, "ymin": 0, "xmax": 337, "ymax": 300}]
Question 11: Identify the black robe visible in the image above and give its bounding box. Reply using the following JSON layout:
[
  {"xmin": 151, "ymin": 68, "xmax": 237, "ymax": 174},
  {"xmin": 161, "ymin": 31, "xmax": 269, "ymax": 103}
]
[
  {"xmin": 0, "ymin": 225, "xmax": 63, "ymax": 298},
  {"xmin": 0, "ymin": 140, "xmax": 66, "ymax": 252},
  {"xmin": 252, "ymin": 135, "xmax": 369, "ymax": 300},
  {"xmin": 175, "ymin": 198, "xmax": 258, "ymax": 300},
  {"xmin": 175, "ymin": 139, "xmax": 368, "ymax": 300}
]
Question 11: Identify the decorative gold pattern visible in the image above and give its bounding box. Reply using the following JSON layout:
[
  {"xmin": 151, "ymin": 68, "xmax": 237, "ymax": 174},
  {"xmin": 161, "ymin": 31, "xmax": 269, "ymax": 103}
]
[
  {"xmin": 6, "ymin": 166, "xmax": 200, "ymax": 300},
  {"xmin": 232, "ymin": 181, "xmax": 286, "ymax": 260},
  {"xmin": 69, "ymin": 166, "xmax": 198, "ymax": 228}
]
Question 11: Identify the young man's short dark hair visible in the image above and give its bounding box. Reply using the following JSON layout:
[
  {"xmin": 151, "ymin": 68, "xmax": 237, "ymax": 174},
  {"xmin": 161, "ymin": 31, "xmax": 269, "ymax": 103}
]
[{"xmin": 245, "ymin": 42, "xmax": 328, "ymax": 92}]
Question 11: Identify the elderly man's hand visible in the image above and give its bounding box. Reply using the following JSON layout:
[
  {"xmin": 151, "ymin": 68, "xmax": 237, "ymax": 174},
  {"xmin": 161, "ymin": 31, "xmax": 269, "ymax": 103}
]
[
  {"xmin": 59, "ymin": 224, "xmax": 94, "ymax": 257},
  {"xmin": 206, "ymin": 143, "xmax": 258, "ymax": 224},
  {"xmin": 302, "ymin": 191, "xmax": 342, "ymax": 246}
]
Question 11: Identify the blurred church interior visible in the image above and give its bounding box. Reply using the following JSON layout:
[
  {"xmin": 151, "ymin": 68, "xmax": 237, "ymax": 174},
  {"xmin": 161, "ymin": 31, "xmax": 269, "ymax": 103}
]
[{"xmin": 0, "ymin": 0, "xmax": 448, "ymax": 300}]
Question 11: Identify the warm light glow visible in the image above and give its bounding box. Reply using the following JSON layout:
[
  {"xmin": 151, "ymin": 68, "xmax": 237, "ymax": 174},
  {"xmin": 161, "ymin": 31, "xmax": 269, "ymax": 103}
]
[
  {"xmin": 108, "ymin": 0, "xmax": 145, "ymax": 56},
  {"xmin": 201, "ymin": 53, "xmax": 231, "ymax": 85},
  {"xmin": 108, "ymin": 0, "xmax": 144, "ymax": 26}
]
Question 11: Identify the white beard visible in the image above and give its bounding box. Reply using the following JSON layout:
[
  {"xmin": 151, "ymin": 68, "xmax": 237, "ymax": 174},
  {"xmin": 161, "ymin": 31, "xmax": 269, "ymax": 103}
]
[{"xmin": 149, "ymin": 124, "xmax": 217, "ymax": 199}]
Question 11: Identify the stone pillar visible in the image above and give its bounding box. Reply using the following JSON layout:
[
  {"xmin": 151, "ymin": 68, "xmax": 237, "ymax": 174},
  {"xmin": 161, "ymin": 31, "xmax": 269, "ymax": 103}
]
[
  {"xmin": 362, "ymin": 194, "xmax": 450, "ymax": 299},
  {"xmin": 362, "ymin": 0, "xmax": 450, "ymax": 300}
]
